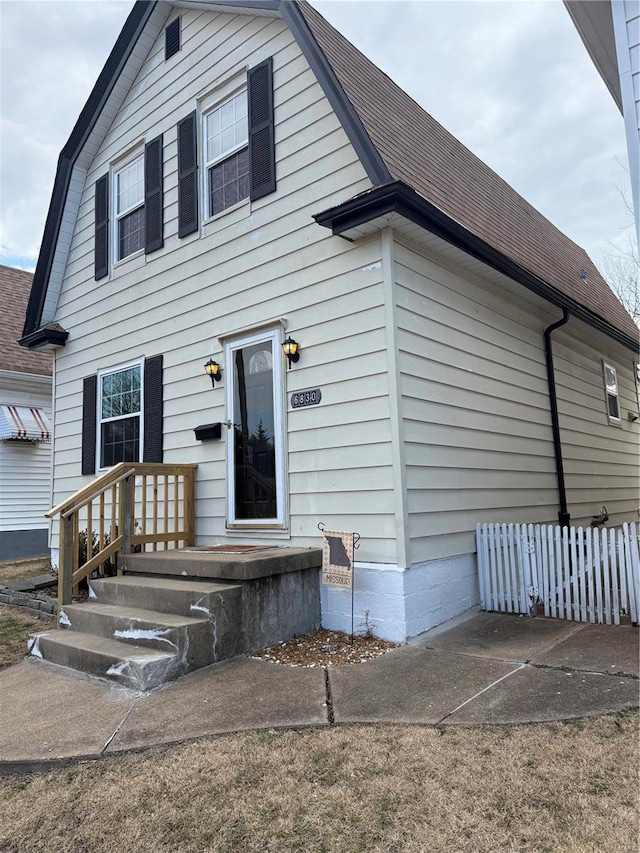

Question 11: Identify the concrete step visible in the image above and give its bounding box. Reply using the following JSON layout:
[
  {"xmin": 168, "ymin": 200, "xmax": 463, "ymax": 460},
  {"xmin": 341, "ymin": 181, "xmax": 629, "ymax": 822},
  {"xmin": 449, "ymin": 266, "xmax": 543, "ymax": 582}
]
[
  {"xmin": 88, "ymin": 574, "xmax": 242, "ymax": 618},
  {"xmin": 27, "ymin": 630, "xmax": 178, "ymax": 691},
  {"xmin": 122, "ymin": 547, "xmax": 322, "ymax": 580},
  {"xmin": 57, "ymin": 603, "xmax": 215, "ymax": 671}
]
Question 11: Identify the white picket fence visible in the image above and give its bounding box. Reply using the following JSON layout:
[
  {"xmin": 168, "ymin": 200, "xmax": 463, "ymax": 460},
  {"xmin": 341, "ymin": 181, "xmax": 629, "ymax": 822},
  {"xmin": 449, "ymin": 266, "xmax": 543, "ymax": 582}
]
[{"xmin": 476, "ymin": 522, "xmax": 640, "ymax": 625}]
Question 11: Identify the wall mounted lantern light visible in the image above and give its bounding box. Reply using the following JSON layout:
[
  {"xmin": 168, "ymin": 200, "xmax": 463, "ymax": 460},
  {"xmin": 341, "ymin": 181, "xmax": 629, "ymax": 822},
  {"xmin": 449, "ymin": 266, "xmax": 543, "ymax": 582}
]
[
  {"xmin": 204, "ymin": 358, "xmax": 222, "ymax": 386},
  {"xmin": 282, "ymin": 336, "xmax": 300, "ymax": 369}
]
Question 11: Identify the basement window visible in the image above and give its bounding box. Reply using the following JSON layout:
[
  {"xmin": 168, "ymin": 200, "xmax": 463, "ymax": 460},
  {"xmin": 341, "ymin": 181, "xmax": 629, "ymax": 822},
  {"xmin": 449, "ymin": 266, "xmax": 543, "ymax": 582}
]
[{"xmin": 603, "ymin": 362, "xmax": 620, "ymax": 423}]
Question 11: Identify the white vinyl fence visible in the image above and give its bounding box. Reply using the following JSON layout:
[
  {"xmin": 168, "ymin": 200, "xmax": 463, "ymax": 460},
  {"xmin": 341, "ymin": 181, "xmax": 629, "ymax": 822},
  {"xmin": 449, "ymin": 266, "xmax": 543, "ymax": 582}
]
[{"xmin": 476, "ymin": 522, "xmax": 640, "ymax": 625}]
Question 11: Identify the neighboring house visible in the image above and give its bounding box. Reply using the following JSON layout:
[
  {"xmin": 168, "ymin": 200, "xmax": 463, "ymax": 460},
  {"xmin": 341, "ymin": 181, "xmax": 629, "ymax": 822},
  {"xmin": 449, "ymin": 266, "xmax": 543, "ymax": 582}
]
[
  {"xmin": 0, "ymin": 265, "xmax": 52, "ymax": 561},
  {"xmin": 20, "ymin": 1, "xmax": 640, "ymax": 641},
  {"xmin": 565, "ymin": 0, "xmax": 640, "ymax": 244}
]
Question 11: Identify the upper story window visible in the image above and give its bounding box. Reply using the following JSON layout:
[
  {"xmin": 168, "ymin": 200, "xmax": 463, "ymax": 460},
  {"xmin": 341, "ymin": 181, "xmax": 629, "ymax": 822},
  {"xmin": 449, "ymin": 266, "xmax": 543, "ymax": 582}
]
[
  {"xmin": 603, "ymin": 362, "xmax": 621, "ymax": 423},
  {"xmin": 98, "ymin": 362, "xmax": 142, "ymax": 469},
  {"xmin": 176, "ymin": 57, "xmax": 274, "ymax": 240},
  {"xmin": 204, "ymin": 89, "xmax": 249, "ymax": 218},
  {"xmin": 114, "ymin": 155, "xmax": 145, "ymax": 262}
]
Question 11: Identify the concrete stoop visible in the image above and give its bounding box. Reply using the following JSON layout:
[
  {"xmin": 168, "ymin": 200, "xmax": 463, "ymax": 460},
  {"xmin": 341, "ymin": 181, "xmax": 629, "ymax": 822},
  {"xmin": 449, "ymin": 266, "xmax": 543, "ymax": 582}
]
[{"xmin": 28, "ymin": 547, "xmax": 322, "ymax": 691}]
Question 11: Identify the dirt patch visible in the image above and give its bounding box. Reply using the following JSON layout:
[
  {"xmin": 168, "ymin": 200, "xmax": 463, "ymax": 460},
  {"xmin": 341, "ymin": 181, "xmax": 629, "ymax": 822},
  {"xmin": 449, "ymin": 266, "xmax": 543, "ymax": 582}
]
[
  {"xmin": 0, "ymin": 606, "xmax": 42, "ymax": 670},
  {"xmin": 254, "ymin": 628, "xmax": 398, "ymax": 666},
  {"xmin": 0, "ymin": 714, "xmax": 637, "ymax": 853},
  {"xmin": 0, "ymin": 558, "xmax": 52, "ymax": 585}
]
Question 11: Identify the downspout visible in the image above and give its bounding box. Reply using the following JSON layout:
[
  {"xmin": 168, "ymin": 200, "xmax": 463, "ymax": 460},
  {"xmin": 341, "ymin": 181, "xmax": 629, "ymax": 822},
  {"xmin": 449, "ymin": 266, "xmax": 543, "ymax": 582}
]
[{"xmin": 544, "ymin": 309, "xmax": 570, "ymax": 526}]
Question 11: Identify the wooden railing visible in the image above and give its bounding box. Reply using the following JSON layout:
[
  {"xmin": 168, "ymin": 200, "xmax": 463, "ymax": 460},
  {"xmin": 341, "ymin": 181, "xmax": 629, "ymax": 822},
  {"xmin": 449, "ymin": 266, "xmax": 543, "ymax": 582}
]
[{"xmin": 47, "ymin": 463, "xmax": 198, "ymax": 607}]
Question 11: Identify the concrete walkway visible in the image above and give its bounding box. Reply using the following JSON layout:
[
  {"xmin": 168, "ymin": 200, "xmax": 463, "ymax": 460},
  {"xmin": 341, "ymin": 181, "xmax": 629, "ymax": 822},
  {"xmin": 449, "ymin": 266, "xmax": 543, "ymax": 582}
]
[{"xmin": 0, "ymin": 612, "xmax": 637, "ymax": 772}]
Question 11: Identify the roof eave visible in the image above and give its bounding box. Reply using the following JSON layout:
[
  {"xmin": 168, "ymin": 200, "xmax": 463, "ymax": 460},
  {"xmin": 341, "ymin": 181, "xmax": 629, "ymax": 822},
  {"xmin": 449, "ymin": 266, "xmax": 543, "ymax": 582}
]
[
  {"xmin": 563, "ymin": 1, "xmax": 622, "ymax": 111},
  {"xmin": 314, "ymin": 182, "xmax": 639, "ymax": 353},
  {"xmin": 18, "ymin": 324, "xmax": 70, "ymax": 352}
]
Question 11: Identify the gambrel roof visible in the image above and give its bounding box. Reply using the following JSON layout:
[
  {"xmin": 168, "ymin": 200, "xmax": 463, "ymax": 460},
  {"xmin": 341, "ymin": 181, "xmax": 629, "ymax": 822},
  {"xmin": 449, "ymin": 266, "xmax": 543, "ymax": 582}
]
[{"xmin": 21, "ymin": 0, "xmax": 639, "ymax": 351}]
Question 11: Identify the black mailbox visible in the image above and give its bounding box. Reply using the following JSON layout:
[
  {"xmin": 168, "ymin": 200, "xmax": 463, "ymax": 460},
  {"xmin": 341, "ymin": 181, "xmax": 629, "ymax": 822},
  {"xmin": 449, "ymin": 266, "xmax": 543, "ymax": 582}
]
[{"xmin": 194, "ymin": 422, "xmax": 223, "ymax": 441}]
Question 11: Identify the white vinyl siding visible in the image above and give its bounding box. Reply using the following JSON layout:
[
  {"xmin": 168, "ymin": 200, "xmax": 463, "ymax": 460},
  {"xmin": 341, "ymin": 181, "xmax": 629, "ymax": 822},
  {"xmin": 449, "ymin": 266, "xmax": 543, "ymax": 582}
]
[
  {"xmin": 551, "ymin": 332, "xmax": 639, "ymax": 528},
  {"xmin": 0, "ymin": 381, "xmax": 52, "ymax": 533},
  {"xmin": 611, "ymin": 0, "xmax": 640, "ymax": 243},
  {"xmin": 394, "ymin": 237, "xmax": 640, "ymax": 565},
  {"xmin": 49, "ymin": 9, "xmax": 400, "ymax": 561}
]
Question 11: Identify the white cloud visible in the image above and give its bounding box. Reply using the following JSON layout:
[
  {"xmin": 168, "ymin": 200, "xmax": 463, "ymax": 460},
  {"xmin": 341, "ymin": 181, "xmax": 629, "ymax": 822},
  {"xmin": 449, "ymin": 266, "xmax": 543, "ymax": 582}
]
[
  {"xmin": 0, "ymin": 0, "xmax": 634, "ymax": 272},
  {"xmin": 0, "ymin": 0, "xmax": 129, "ymax": 261}
]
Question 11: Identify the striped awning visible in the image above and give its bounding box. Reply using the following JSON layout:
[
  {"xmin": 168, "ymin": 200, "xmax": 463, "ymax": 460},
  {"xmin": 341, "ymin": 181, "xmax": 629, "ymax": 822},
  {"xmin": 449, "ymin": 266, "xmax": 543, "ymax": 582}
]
[{"xmin": 0, "ymin": 405, "xmax": 51, "ymax": 442}]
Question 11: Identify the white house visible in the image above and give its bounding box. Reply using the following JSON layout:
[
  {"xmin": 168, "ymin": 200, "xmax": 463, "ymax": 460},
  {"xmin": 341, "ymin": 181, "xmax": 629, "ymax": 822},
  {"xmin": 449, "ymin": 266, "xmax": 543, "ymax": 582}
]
[
  {"xmin": 0, "ymin": 265, "xmax": 52, "ymax": 561},
  {"xmin": 20, "ymin": 0, "xmax": 640, "ymax": 642},
  {"xmin": 565, "ymin": 0, "xmax": 640, "ymax": 245}
]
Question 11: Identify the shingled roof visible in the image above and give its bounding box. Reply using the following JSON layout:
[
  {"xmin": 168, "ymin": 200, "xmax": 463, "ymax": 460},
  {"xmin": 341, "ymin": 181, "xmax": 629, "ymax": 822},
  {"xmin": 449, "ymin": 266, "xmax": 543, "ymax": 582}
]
[
  {"xmin": 298, "ymin": 0, "xmax": 638, "ymax": 345},
  {"xmin": 20, "ymin": 0, "xmax": 638, "ymax": 350},
  {"xmin": 0, "ymin": 265, "xmax": 52, "ymax": 376}
]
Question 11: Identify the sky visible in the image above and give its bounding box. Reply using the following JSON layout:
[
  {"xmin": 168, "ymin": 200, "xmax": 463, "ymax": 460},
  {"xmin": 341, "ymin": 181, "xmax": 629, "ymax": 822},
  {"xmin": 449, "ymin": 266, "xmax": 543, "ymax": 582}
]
[{"xmin": 0, "ymin": 0, "xmax": 635, "ymax": 278}]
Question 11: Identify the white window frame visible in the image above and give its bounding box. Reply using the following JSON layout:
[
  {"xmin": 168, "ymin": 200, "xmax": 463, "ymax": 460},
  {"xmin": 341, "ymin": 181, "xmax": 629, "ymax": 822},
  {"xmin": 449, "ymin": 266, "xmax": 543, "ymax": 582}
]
[
  {"xmin": 112, "ymin": 151, "xmax": 145, "ymax": 265},
  {"xmin": 602, "ymin": 361, "xmax": 621, "ymax": 424},
  {"xmin": 225, "ymin": 328, "xmax": 286, "ymax": 529},
  {"xmin": 96, "ymin": 359, "xmax": 144, "ymax": 472},
  {"xmin": 202, "ymin": 85, "xmax": 249, "ymax": 221}
]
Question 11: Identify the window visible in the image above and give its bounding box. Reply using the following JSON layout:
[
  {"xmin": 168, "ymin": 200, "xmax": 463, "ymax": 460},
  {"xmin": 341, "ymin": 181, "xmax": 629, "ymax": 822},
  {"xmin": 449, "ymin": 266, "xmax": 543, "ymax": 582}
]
[
  {"xmin": 94, "ymin": 137, "xmax": 163, "ymax": 279},
  {"xmin": 82, "ymin": 356, "xmax": 163, "ymax": 475},
  {"xmin": 98, "ymin": 363, "xmax": 142, "ymax": 468},
  {"xmin": 204, "ymin": 89, "xmax": 249, "ymax": 218},
  {"xmin": 177, "ymin": 58, "xmax": 275, "ymax": 238},
  {"xmin": 603, "ymin": 362, "xmax": 621, "ymax": 422},
  {"xmin": 114, "ymin": 155, "xmax": 145, "ymax": 261}
]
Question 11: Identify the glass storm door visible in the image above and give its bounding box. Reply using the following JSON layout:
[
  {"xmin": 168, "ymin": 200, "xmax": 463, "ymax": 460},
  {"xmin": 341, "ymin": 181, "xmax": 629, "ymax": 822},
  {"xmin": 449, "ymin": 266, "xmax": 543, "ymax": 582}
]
[{"xmin": 226, "ymin": 329, "xmax": 284, "ymax": 527}]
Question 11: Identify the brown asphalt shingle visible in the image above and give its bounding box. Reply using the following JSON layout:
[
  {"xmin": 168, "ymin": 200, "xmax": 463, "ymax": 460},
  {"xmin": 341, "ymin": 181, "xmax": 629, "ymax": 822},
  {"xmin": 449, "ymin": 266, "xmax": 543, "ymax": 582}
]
[
  {"xmin": 299, "ymin": 1, "xmax": 638, "ymax": 344},
  {"xmin": 0, "ymin": 265, "xmax": 52, "ymax": 375}
]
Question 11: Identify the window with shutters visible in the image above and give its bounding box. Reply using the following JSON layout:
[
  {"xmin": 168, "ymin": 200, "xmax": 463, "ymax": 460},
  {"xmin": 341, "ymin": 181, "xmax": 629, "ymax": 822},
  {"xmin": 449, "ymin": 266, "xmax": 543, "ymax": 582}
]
[
  {"xmin": 178, "ymin": 59, "xmax": 274, "ymax": 237},
  {"xmin": 97, "ymin": 361, "xmax": 143, "ymax": 469},
  {"xmin": 203, "ymin": 89, "xmax": 249, "ymax": 218},
  {"xmin": 113, "ymin": 155, "xmax": 145, "ymax": 261},
  {"xmin": 95, "ymin": 136, "xmax": 162, "ymax": 278}
]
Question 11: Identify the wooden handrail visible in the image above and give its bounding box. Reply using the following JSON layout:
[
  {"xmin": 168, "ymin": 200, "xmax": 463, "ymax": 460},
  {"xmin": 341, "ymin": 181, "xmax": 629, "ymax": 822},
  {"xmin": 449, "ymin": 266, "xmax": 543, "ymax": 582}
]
[
  {"xmin": 47, "ymin": 462, "xmax": 199, "ymax": 519},
  {"xmin": 53, "ymin": 462, "xmax": 198, "ymax": 607},
  {"xmin": 47, "ymin": 462, "xmax": 129, "ymax": 519},
  {"xmin": 61, "ymin": 468, "xmax": 136, "ymax": 519}
]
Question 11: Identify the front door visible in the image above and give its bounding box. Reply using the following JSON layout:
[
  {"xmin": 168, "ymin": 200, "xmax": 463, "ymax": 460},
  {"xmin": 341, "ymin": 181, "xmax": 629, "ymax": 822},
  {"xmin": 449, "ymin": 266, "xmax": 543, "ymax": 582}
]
[{"xmin": 226, "ymin": 329, "xmax": 285, "ymax": 528}]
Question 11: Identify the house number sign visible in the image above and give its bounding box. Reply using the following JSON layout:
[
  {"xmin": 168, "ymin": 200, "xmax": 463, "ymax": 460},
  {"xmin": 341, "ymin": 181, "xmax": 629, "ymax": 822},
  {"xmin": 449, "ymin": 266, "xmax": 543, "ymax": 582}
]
[{"xmin": 291, "ymin": 388, "xmax": 322, "ymax": 408}]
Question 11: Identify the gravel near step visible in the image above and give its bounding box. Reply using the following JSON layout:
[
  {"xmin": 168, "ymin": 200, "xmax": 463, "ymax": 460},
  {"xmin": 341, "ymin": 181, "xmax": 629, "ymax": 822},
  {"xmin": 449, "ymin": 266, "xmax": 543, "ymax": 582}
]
[{"xmin": 253, "ymin": 628, "xmax": 398, "ymax": 667}]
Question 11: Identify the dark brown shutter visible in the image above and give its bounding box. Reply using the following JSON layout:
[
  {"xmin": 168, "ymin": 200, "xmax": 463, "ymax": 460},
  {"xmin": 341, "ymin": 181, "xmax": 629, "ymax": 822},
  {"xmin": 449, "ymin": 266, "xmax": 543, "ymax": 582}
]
[
  {"xmin": 248, "ymin": 57, "xmax": 276, "ymax": 200},
  {"xmin": 165, "ymin": 17, "xmax": 180, "ymax": 60},
  {"xmin": 81, "ymin": 375, "xmax": 97, "ymax": 475},
  {"xmin": 94, "ymin": 175, "xmax": 109, "ymax": 280},
  {"xmin": 177, "ymin": 112, "xmax": 198, "ymax": 237},
  {"xmin": 143, "ymin": 355, "xmax": 163, "ymax": 463},
  {"xmin": 145, "ymin": 134, "xmax": 164, "ymax": 254}
]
